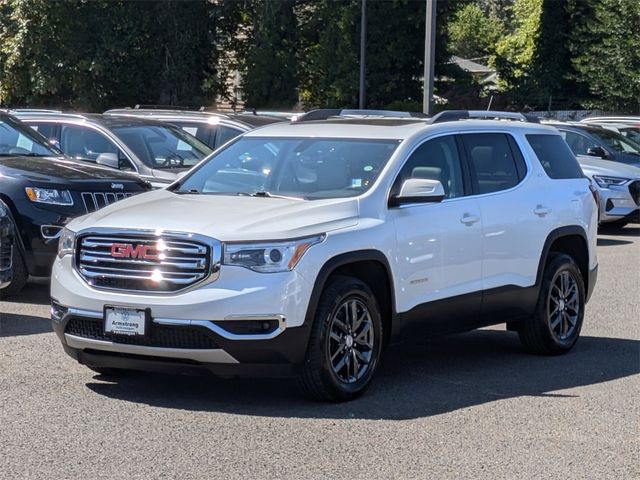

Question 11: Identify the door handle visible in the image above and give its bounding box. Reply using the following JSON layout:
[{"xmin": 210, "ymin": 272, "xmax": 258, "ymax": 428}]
[
  {"xmin": 460, "ymin": 213, "xmax": 480, "ymax": 225},
  {"xmin": 534, "ymin": 205, "xmax": 551, "ymax": 217}
]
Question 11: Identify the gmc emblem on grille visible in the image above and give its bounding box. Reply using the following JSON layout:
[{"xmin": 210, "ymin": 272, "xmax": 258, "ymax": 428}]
[{"xmin": 110, "ymin": 243, "xmax": 159, "ymax": 260}]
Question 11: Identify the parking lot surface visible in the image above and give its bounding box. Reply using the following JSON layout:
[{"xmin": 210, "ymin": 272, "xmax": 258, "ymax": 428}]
[{"xmin": 1, "ymin": 227, "xmax": 638, "ymax": 480}]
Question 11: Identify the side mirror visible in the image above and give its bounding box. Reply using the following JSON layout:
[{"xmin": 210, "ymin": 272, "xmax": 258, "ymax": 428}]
[
  {"xmin": 389, "ymin": 178, "xmax": 445, "ymax": 207},
  {"xmin": 587, "ymin": 146, "xmax": 608, "ymax": 158},
  {"xmin": 95, "ymin": 152, "xmax": 119, "ymax": 169}
]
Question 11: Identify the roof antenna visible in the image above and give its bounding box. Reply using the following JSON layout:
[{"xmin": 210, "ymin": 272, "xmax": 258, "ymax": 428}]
[{"xmin": 487, "ymin": 95, "xmax": 493, "ymax": 111}]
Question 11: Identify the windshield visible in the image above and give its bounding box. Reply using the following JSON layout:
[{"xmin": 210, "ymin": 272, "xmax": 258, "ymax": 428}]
[
  {"xmin": 111, "ymin": 124, "xmax": 213, "ymax": 169},
  {"xmin": 588, "ymin": 128, "xmax": 640, "ymax": 155},
  {"xmin": 0, "ymin": 117, "xmax": 60, "ymax": 156},
  {"xmin": 175, "ymin": 137, "xmax": 400, "ymax": 199}
]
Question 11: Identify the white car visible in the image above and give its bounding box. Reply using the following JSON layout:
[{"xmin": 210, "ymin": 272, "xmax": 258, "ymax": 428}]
[
  {"xmin": 50, "ymin": 110, "xmax": 599, "ymax": 401},
  {"xmin": 577, "ymin": 156, "xmax": 640, "ymax": 226}
]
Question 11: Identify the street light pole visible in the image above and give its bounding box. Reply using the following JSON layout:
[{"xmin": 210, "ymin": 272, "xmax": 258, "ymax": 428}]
[
  {"xmin": 359, "ymin": 0, "xmax": 367, "ymax": 109},
  {"xmin": 423, "ymin": 0, "xmax": 436, "ymax": 115}
]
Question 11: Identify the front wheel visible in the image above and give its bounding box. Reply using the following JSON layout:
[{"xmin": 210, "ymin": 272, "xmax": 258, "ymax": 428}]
[
  {"xmin": 519, "ymin": 253, "xmax": 585, "ymax": 355},
  {"xmin": 297, "ymin": 275, "xmax": 383, "ymax": 402}
]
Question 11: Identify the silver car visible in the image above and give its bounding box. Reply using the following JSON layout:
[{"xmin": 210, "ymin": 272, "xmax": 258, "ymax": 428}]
[{"xmin": 578, "ymin": 155, "xmax": 640, "ymax": 226}]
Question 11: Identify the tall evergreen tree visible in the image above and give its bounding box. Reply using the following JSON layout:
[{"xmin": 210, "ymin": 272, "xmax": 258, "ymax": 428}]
[{"xmin": 568, "ymin": 0, "xmax": 640, "ymax": 112}]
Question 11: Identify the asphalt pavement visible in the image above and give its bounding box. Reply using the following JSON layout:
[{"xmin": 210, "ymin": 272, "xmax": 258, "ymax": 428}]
[{"xmin": 1, "ymin": 226, "xmax": 638, "ymax": 479}]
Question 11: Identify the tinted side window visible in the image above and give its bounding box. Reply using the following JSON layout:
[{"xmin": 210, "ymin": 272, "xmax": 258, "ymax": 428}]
[
  {"xmin": 526, "ymin": 134, "xmax": 584, "ymax": 179},
  {"xmin": 60, "ymin": 125, "xmax": 118, "ymax": 160},
  {"xmin": 463, "ymin": 133, "xmax": 521, "ymax": 194},
  {"xmin": 559, "ymin": 130, "xmax": 593, "ymax": 156},
  {"xmin": 28, "ymin": 122, "xmax": 57, "ymax": 142},
  {"xmin": 215, "ymin": 126, "xmax": 243, "ymax": 148},
  {"xmin": 396, "ymin": 135, "xmax": 465, "ymax": 199},
  {"xmin": 173, "ymin": 121, "xmax": 215, "ymax": 147}
]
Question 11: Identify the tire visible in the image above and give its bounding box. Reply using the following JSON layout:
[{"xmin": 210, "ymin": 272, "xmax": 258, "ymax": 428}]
[
  {"xmin": 518, "ymin": 253, "xmax": 585, "ymax": 355},
  {"xmin": 296, "ymin": 275, "xmax": 383, "ymax": 402},
  {"xmin": 0, "ymin": 242, "xmax": 28, "ymax": 298}
]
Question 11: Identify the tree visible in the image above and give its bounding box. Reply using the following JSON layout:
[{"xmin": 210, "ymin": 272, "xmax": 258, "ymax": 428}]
[
  {"xmin": 238, "ymin": 0, "xmax": 299, "ymax": 108},
  {"xmin": 0, "ymin": 0, "xmax": 225, "ymax": 110},
  {"xmin": 449, "ymin": 3, "xmax": 504, "ymax": 59},
  {"xmin": 568, "ymin": 0, "xmax": 640, "ymax": 112}
]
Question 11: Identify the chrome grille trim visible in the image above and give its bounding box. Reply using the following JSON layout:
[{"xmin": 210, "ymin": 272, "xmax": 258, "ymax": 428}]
[
  {"xmin": 81, "ymin": 192, "xmax": 133, "ymax": 213},
  {"xmin": 74, "ymin": 228, "xmax": 221, "ymax": 294}
]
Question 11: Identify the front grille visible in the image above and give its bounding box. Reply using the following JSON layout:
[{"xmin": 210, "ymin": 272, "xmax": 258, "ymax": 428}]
[
  {"xmin": 76, "ymin": 232, "xmax": 213, "ymax": 292},
  {"xmin": 65, "ymin": 317, "xmax": 219, "ymax": 349},
  {"xmin": 81, "ymin": 192, "xmax": 134, "ymax": 213},
  {"xmin": 629, "ymin": 180, "xmax": 640, "ymax": 206}
]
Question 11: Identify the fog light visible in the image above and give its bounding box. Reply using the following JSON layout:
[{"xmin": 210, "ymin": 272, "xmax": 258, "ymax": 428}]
[
  {"xmin": 51, "ymin": 302, "xmax": 68, "ymax": 323},
  {"xmin": 605, "ymin": 199, "xmax": 614, "ymax": 212}
]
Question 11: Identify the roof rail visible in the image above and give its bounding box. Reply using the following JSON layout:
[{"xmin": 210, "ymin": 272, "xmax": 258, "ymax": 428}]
[
  {"xmin": 294, "ymin": 108, "xmax": 428, "ymax": 122},
  {"xmin": 429, "ymin": 110, "xmax": 540, "ymax": 124},
  {"xmin": 133, "ymin": 104, "xmax": 193, "ymax": 111},
  {"xmin": 8, "ymin": 108, "xmax": 63, "ymax": 114}
]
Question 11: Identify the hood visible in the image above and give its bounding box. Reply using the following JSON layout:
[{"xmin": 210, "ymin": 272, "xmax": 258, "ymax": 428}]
[
  {"xmin": 0, "ymin": 156, "xmax": 146, "ymax": 185},
  {"xmin": 68, "ymin": 189, "xmax": 360, "ymax": 241},
  {"xmin": 577, "ymin": 155, "xmax": 640, "ymax": 179}
]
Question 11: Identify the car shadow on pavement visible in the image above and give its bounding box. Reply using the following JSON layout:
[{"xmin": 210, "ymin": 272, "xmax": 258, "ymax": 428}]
[
  {"xmin": 0, "ymin": 278, "xmax": 50, "ymax": 305},
  {"xmin": 597, "ymin": 238, "xmax": 634, "ymax": 246},
  {"xmin": 85, "ymin": 330, "xmax": 639, "ymax": 420},
  {"xmin": 599, "ymin": 225, "xmax": 639, "ymax": 237},
  {"xmin": 0, "ymin": 312, "xmax": 52, "ymax": 337}
]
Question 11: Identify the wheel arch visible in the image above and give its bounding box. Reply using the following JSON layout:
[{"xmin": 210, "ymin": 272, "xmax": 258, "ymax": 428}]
[
  {"xmin": 304, "ymin": 250, "xmax": 397, "ymax": 346},
  {"xmin": 536, "ymin": 226, "xmax": 590, "ymax": 298}
]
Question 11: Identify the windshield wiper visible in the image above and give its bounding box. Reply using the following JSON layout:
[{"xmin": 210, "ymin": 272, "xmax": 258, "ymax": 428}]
[
  {"xmin": 249, "ymin": 191, "xmax": 304, "ymax": 200},
  {"xmin": 174, "ymin": 188, "xmax": 200, "ymax": 195}
]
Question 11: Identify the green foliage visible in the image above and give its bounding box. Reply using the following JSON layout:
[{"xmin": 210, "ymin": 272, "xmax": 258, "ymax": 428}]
[
  {"xmin": 493, "ymin": 0, "xmax": 542, "ymax": 96},
  {"xmin": 449, "ymin": 3, "xmax": 504, "ymax": 59},
  {"xmin": 0, "ymin": 0, "xmax": 224, "ymax": 110},
  {"xmin": 568, "ymin": 0, "xmax": 640, "ymax": 112},
  {"xmin": 239, "ymin": 0, "xmax": 299, "ymax": 108}
]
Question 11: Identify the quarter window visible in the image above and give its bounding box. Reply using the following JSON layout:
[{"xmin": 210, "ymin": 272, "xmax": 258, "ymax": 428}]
[
  {"xmin": 463, "ymin": 133, "xmax": 522, "ymax": 194},
  {"xmin": 526, "ymin": 134, "xmax": 584, "ymax": 179},
  {"xmin": 395, "ymin": 135, "xmax": 465, "ymax": 199}
]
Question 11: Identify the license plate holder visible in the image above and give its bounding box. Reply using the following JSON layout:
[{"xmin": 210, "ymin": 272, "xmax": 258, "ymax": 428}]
[{"xmin": 103, "ymin": 306, "xmax": 150, "ymax": 338}]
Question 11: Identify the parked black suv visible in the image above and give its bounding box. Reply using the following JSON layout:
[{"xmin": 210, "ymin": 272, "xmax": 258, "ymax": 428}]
[{"xmin": 0, "ymin": 112, "xmax": 151, "ymax": 296}]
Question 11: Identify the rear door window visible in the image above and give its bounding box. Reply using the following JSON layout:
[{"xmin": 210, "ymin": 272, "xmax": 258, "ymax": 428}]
[
  {"xmin": 462, "ymin": 133, "xmax": 524, "ymax": 195},
  {"xmin": 171, "ymin": 121, "xmax": 216, "ymax": 147},
  {"xmin": 215, "ymin": 126, "xmax": 244, "ymax": 148},
  {"xmin": 526, "ymin": 134, "xmax": 584, "ymax": 179}
]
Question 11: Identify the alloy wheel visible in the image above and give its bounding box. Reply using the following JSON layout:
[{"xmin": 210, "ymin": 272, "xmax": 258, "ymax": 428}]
[
  {"xmin": 328, "ymin": 298, "xmax": 375, "ymax": 384},
  {"xmin": 548, "ymin": 270, "xmax": 580, "ymax": 341}
]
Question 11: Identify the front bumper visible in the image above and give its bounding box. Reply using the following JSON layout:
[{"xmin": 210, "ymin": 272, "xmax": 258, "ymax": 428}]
[
  {"xmin": 597, "ymin": 183, "xmax": 640, "ymax": 223},
  {"xmin": 50, "ymin": 256, "xmax": 315, "ymax": 376}
]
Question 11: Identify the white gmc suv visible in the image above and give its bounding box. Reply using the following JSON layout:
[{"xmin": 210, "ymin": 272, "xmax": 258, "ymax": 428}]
[{"xmin": 51, "ymin": 110, "xmax": 599, "ymax": 401}]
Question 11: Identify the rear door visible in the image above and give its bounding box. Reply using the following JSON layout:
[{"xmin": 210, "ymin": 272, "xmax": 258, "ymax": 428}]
[{"xmin": 460, "ymin": 132, "xmax": 546, "ymax": 293}]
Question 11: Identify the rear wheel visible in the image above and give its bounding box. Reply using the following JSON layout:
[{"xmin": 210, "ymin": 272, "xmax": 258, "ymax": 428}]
[
  {"xmin": 0, "ymin": 242, "xmax": 28, "ymax": 298},
  {"xmin": 519, "ymin": 253, "xmax": 585, "ymax": 355},
  {"xmin": 297, "ymin": 275, "xmax": 383, "ymax": 402}
]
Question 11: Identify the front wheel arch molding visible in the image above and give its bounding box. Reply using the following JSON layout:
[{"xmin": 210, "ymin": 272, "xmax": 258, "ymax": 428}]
[{"xmin": 302, "ymin": 250, "xmax": 397, "ymax": 339}]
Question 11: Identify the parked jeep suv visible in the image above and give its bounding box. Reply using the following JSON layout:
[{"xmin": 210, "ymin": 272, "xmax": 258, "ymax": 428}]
[
  {"xmin": 0, "ymin": 112, "xmax": 151, "ymax": 296},
  {"xmin": 50, "ymin": 111, "xmax": 598, "ymax": 401}
]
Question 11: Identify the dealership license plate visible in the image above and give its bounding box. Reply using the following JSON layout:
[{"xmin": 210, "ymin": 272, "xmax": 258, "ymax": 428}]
[{"xmin": 104, "ymin": 306, "xmax": 147, "ymax": 337}]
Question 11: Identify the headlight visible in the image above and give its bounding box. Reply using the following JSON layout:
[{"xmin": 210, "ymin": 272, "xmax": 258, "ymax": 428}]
[
  {"xmin": 592, "ymin": 175, "xmax": 629, "ymax": 188},
  {"xmin": 57, "ymin": 228, "xmax": 76, "ymax": 258},
  {"xmin": 223, "ymin": 234, "xmax": 325, "ymax": 273},
  {"xmin": 25, "ymin": 187, "xmax": 74, "ymax": 206}
]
